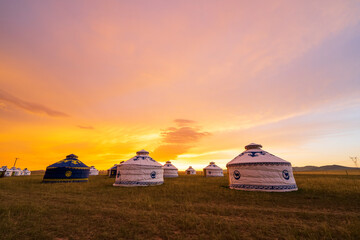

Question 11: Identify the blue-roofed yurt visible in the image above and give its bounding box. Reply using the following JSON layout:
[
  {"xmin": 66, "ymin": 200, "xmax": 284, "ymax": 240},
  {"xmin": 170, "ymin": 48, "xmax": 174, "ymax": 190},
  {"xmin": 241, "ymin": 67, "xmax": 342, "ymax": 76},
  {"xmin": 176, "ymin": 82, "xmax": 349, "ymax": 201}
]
[
  {"xmin": 43, "ymin": 154, "xmax": 90, "ymax": 183},
  {"xmin": 108, "ymin": 164, "xmax": 118, "ymax": 178}
]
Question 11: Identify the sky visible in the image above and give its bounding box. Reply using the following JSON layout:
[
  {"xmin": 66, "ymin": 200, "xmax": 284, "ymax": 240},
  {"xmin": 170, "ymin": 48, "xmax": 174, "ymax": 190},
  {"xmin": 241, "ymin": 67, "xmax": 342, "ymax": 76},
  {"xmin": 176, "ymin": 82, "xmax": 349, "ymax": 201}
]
[{"xmin": 0, "ymin": 0, "xmax": 360, "ymax": 170}]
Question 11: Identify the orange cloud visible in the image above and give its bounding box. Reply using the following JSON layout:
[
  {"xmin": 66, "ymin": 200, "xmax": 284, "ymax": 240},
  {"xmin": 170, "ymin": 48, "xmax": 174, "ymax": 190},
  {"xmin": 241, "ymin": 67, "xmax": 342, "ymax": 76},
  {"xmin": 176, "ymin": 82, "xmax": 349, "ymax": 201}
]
[{"xmin": 152, "ymin": 119, "xmax": 211, "ymax": 161}]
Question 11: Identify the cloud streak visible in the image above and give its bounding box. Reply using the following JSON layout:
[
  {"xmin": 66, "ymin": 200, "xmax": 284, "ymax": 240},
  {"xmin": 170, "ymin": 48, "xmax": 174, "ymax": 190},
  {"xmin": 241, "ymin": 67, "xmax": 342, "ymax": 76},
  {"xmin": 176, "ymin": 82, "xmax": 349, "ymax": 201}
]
[{"xmin": 0, "ymin": 89, "xmax": 68, "ymax": 117}]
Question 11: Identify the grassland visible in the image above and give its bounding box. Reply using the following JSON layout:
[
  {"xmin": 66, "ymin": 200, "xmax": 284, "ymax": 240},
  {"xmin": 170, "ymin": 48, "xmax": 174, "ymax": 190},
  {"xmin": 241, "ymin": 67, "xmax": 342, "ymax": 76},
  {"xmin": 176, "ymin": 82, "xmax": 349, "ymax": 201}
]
[{"xmin": 0, "ymin": 173, "xmax": 359, "ymax": 240}]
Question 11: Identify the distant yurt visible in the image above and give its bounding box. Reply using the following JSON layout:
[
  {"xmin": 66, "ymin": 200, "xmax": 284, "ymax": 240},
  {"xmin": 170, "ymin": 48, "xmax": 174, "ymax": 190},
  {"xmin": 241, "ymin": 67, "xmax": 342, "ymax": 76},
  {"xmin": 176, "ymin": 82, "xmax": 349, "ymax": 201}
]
[
  {"xmin": 108, "ymin": 164, "xmax": 118, "ymax": 178},
  {"xmin": 113, "ymin": 149, "xmax": 164, "ymax": 187},
  {"xmin": 226, "ymin": 143, "xmax": 297, "ymax": 192},
  {"xmin": 185, "ymin": 166, "xmax": 196, "ymax": 175},
  {"xmin": 203, "ymin": 162, "xmax": 224, "ymax": 177},
  {"xmin": 18, "ymin": 168, "xmax": 24, "ymax": 176},
  {"xmin": 0, "ymin": 166, "xmax": 6, "ymax": 177},
  {"xmin": 43, "ymin": 154, "xmax": 90, "ymax": 183},
  {"xmin": 11, "ymin": 167, "xmax": 21, "ymax": 176},
  {"xmin": 89, "ymin": 166, "xmax": 99, "ymax": 176},
  {"xmin": 2, "ymin": 166, "xmax": 12, "ymax": 177},
  {"xmin": 23, "ymin": 168, "xmax": 31, "ymax": 176},
  {"xmin": 163, "ymin": 161, "xmax": 178, "ymax": 178}
]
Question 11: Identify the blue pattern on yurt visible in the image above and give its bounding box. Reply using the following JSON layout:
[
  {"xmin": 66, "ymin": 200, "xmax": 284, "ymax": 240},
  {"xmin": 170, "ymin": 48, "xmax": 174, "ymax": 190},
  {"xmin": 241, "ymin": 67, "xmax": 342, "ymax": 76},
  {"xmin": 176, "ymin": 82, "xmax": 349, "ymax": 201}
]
[{"xmin": 43, "ymin": 154, "xmax": 90, "ymax": 183}]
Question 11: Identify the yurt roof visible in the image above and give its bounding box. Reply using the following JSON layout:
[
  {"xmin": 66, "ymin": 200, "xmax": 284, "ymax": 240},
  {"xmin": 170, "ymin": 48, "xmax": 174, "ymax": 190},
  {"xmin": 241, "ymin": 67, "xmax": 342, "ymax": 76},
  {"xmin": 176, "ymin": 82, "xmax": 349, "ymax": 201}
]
[
  {"xmin": 121, "ymin": 150, "xmax": 162, "ymax": 167},
  {"xmin": 186, "ymin": 166, "xmax": 195, "ymax": 171},
  {"xmin": 47, "ymin": 154, "xmax": 89, "ymax": 169},
  {"xmin": 108, "ymin": 164, "xmax": 117, "ymax": 170},
  {"xmin": 10, "ymin": 167, "xmax": 18, "ymax": 170},
  {"xmin": 163, "ymin": 161, "xmax": 178, "ymax": 170},
  {"xmin": 226, "ymin": 143, "xmax": 290, "ymax": 167},
  {"xmin": 203, "ymin": 162, "xmax": 223, "ymax": 170}
]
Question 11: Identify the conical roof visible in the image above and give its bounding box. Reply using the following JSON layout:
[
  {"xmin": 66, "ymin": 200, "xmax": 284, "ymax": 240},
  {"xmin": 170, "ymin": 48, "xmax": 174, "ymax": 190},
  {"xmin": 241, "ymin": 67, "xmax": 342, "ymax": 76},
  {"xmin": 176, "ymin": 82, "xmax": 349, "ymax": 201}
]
[
  {"xmin": 121, "ymin": 150, "xmax": 162, "ymax": 167},
  {"xmin": 226, "ymin": 143, "xmax": 290, "ymax": 167},
  {"xmin": 163, "ymin": 161, "xmax": 178, "ymax": 170},
  {"xmin": 47, "ymin": 154, "xmax": 89, "ymax": 169},
  {"xmin": 203, "ymin": 162, "xmax": 223, "ymax": 170},
  {"xmin": 186, "ymin": 166, "xmax": 195, "ymax": 171},
  {"xmin": 108, "ymin": 164, "xmax": 117, "ymax": 170}
]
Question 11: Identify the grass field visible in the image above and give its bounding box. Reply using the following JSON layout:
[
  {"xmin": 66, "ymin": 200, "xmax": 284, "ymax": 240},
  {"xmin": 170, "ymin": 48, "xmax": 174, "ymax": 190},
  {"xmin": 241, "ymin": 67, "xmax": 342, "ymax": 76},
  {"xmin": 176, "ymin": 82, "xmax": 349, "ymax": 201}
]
[{"xmin": 0, "ymin": 173, "xmax": 359, "ymax": 240}]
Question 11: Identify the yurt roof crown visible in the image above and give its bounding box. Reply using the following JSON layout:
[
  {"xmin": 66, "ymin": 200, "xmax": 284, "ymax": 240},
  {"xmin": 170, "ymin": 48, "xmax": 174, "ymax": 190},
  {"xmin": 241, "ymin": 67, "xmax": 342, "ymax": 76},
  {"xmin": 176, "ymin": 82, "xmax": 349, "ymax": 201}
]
[
  {"xmin": 47, "ymin": 154, "xmax": 89, "ymax": 169},
  {"xmin": 136, "ymin": 149, "xmax": 149, "ymax": 155}
]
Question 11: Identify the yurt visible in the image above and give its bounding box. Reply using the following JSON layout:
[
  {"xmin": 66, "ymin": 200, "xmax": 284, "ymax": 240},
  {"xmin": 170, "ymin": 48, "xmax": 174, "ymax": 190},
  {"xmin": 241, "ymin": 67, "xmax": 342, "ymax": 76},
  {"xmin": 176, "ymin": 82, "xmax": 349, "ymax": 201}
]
[
  {"xmin": 163, "ymin": 161, "xmax": 178, "ymax": 178},
  {"xmin": 203, "ymin": 162, "xmax": 224, "ymax": 177},
  {"xmin": 23, "ymin": 168, "xmax": 31, "ymax": 176},
  {"xmin": 18, "ymin": 168, "xmax": 24, "ymax": 176},
  {"xmin": 2, "ymin": 166, "xmax": 12, "ymax": 177},
  {"xmin": 11, "ymin": 167, "xmax": 21, "ymax": 176},
  {"xmin": 0, "ymin": 166, "xmax": 6, "ymax": 177},
  {"xmin": 226, "ymin": 143, "xmax": 297, "ymax": 192},
  {"xmin": 185, "ymin": 166, "xmax": 196, "ymax": 175},
  {"xmin": 108, "ymin": 164, "xmax": 118, "ymax": 178},
  {"xmin": 89, "ymin": 166, "xmax": 99, "ymax": 176},
  {"xmin": 43, "ymin": 154, "xmax": 90, "ymax": 183},
  {"xmin": 113, "ymin": 149, "xmax": 164, "ymax": 187}
]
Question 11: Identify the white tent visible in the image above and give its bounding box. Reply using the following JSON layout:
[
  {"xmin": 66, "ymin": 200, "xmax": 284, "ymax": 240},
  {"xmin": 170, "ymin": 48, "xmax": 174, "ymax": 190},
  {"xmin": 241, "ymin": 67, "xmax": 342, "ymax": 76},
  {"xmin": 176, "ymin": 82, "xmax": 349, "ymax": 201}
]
[
  {"xmin": 18, "ymin": 168, "xmax": 24, "ymax": 176},
  {"xmin": 113, "ymin": 149, "xmax": 164, "ymax": 187},
  {"xmin": 89, "ymin": 166, "xmax": 99, "ymax": 176},
  {"xmin": 2, "ymin": 166, "xmax": 12, "ymax": 177},
  {"xmin": 163, "ymin": 161, "xmax": 178, "ymax": 178},
  {"xmin": 185, "ymin": 166, "xmax": 196, "ymax": 175},
  {"xmin": 23, "ymin": 168, "xmax": 31, "ymax": 176},
  {"xmin": 203, "ymin": 162, "xmax": 224, "ymax": 177},
  {"xmin": 226, "ymin": 143, "xmax": 298, "ymax": 192},
  {"xmin": 11, "ymin": 167, "xmax": 21, "ymax": 176}
]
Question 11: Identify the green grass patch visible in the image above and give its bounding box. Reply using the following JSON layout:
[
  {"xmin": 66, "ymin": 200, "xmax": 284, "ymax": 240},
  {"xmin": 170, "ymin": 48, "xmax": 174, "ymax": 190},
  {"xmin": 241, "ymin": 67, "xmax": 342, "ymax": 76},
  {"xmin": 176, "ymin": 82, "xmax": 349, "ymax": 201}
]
[{"xmin": 0, "ymin": 174, "xmax": 359, "ymax": 239}]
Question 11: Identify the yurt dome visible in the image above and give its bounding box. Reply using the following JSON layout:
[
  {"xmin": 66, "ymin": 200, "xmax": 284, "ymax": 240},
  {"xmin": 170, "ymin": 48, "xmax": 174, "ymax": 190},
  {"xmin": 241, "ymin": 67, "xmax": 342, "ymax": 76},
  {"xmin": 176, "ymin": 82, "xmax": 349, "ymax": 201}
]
[
  {"xmin": 11, "ymin": 167, "xmax": 21, "ymax": 176},
  {"xmin": 163, "ymin": 161, "xmax": 178, "ymax": 178},
  {"xmin": 203, "ymin": 162, "xmax": 224, "ymax": 177},
  {"xmin": 2, "ymin": 166, "xmax": 12, "ymax": 177},
  {"xmin": 17, "ymin": 168, "xmax": 24, "ymax": 176},
  {"xmin": 226, "ymin": 143, "xmax": 297, "ymax": 192},
  {"xmin": 43, "ymin": 154, "xmax": 90, "ymax": 183},
  {"xmin": 0, "ymin": 166, "xmax": 6, "ymax": 178},
  {"xmin": 23, "ymin": 168, "xmax": 31, "ymax": 176},
  {"xmin": 113, "ymin": 149, "xmax": 164, "ymax": 187},
  {"xmin": 108, "ymin": 164, "xmax": 118, "ymax": 178},
  {"xmin": 89, "ymin": 166, "xmax": 99, "ymax": 176},
  {"xmin": 185, "ymin": 166, "xmax": 196, "ymax": 175}
]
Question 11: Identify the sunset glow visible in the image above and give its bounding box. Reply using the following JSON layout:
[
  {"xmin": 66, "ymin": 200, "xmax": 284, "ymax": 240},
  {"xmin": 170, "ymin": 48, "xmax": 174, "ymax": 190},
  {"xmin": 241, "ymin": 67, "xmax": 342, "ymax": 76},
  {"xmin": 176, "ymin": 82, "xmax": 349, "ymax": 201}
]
[{"xmin": 1, "ymin": 0, "xmax": 360, "ymax": 170}]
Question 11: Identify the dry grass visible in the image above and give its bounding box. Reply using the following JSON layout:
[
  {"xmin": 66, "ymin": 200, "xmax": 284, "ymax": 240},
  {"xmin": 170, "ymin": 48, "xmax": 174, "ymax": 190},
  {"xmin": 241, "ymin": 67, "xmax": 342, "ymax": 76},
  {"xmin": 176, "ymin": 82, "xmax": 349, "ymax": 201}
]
[{"xmin": 0, "ymin": 173, "xmax": 359, "ymax": 240}]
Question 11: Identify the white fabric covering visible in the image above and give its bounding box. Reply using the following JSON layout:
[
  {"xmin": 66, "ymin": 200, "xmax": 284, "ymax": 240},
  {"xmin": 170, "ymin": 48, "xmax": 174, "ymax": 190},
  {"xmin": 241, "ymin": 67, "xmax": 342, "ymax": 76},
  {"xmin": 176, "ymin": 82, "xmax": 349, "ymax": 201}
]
[
  {"xmin": 2, "ymin": 166, "xmax": 12, "ymax": 177},
  {"xmin": 226, "ymin": 143, "xmax": 298, "ymax": 192},
  {"xmin": 163, "ymin": 161, "xmax": 178, "ymax": 178},
  {"xmin": 11, "ymin": 167, "xmax": 21, "ymax": 176},
  {"xmin": 185, "ymin": 166, "xmax": 196, "ymax": 175},
  {"xmin": 203, "ymin": 162, "xmax": 224, "ymax": 177},
  {"xmin": 23, "ymin": 168, "xmax": 31, "ymax": 176},
  {"xmin": 89, "ymin": 166, "xmax": 99, "ymax": 175},
  {"xmin": 113, "ymin": 150, "xmax": 164, "ymax": 187}
]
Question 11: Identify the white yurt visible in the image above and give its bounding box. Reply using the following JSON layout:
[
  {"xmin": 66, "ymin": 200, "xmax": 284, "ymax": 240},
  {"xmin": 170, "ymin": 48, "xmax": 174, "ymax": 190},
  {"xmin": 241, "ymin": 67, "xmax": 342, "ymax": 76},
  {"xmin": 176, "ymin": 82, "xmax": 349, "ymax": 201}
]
[
  {"xmin": 89, "ymin": 166, "xmax": 99, "ymax": 176},
  {"xmin": 203, "ymin": 162, "xmax": 224, "ymax": 177},
  {"xmin": 226, "ymin": 143, "xmax": 297, "ymax": 192},
  {"xmin": 18, "ymin": 168, "xmax": 24, "ymax": 175},
  {"xmin": 2, "ymin": 166, "xmax": 12, "ymax": 177},
  {"xmin": 163, "ymin": 161, "xmax": 178, "ymax": 178},
  {"xmin": 23, "ymin": 168, "xmax": 31, "ymax": 176},
  {"xmin": 113, "ymin": 149, "xmax": 164, "ymax": 187},
  {"xmin": 11, "ymin": 167, "xmax": 21, "ymax": 176},
  {"xmin": 185, "ymin": 166, "xmax": 196, "ymax": 175}
]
